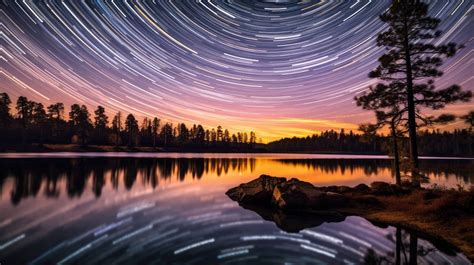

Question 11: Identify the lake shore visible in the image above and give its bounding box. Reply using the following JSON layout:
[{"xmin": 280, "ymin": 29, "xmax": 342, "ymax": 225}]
[
  {"xmin": 227, "ymin": 175, "xmax": 474, "ymax": 261},
  {"xmin": 2, "ymin": 144, "xmax": 474, "ymax": 158}
]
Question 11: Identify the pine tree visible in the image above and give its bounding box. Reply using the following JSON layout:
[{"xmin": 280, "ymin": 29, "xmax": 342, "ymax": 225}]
[
  {"xmin": 0, "ymin": 92, "xmax": 12, "ymax": 127},
  {"xmin": 364, "ymin": 0, "xmax": 472, "ymax": 175},
  {"xmin": 125, "ymin": 114, "xmax": 139, "ymax": 147},
  {"xmin": 94, "ymin": 106, "xmax": 109, "ymax": 144},
  {"xmin": 461, "ymin": 111, "xmax": 474, "ymax": 130},
  {"xmin": 69, "ymin": 104, "xmax": 92, "ymax": 145},
  {"xmin": 151, "ymin": 117, "xmax": 160, "ymax": 147}
]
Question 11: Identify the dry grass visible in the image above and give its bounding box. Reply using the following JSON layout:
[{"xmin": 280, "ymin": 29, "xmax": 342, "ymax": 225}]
[{"xmin": 341, "ymin": 188, "xmax": 474, "ymax": 261}]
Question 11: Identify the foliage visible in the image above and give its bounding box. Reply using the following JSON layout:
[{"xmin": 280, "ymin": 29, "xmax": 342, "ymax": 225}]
[{"xmin": 0, "ymin": 92, "xmax": 258, "ymax": 149}]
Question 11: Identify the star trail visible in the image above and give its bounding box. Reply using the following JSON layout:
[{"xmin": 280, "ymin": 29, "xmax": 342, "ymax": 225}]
[{"xmin": 1, "ymin": 0, "xmax": 472, "ymax": 141}]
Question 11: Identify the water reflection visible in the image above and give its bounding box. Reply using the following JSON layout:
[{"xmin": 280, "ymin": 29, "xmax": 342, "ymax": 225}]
[
  {"xmin": 0, "ymin": 156, "xmax": 472, "ymax": 264},
  {"xmin": 236, "ymin": 203, "xmax": 462, "ymax": 265},
  {"xmin": 0, "ymin": 157, "xmax": 472, "ymax": 205}
]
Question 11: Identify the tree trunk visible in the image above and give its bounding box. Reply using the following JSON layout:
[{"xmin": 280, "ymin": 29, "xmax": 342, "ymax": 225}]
[
  {"xmin": 391, "ymin": 122, "xmax": 401, "ymax": 186},
  {"xmin": 409, "ymin": 233, "xmax": 418, "ymax": 265},
  {"xmin": 396, "ymin": 227, "xmax": 401, "ymax": 265},
  {"xmin": 403, "ymin": 1, "xmax": 420, "ymax": 182}
]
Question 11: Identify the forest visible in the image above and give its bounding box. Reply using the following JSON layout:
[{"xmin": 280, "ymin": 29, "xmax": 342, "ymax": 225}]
[
  {"xmin": 0, "ymin": 92, "xmax": 257, "ymax": 150},
  {"xmin": 1, "ymin": 91, "xmax": 473, "ymax": 156},
  {"xmin": 267, "ymin": 128, "xmax": 473, "ymax": 157}
]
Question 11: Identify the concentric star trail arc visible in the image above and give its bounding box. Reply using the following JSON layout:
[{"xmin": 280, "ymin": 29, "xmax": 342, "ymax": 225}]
[{"xmin": 1, "ymin": 0, "xmax": 472, "ymax": 141}]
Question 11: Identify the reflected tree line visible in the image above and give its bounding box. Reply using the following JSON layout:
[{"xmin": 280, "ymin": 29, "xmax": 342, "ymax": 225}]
[
  {"xmin": 0, "ymin": 158, "xmax": 256, "ymax": 205},
  {"xmin": 0, "ymin": 92, "xmax": 258, "ymax": 149},
  {"xmin": 0, "ymin": 158, "xmax": 471, "ymax": 205}
]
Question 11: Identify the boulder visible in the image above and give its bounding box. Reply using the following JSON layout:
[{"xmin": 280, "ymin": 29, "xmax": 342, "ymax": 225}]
[
  {"xmin": 227, "ymin": 175, "xmax": 348, "ymax": 210},
  {"xmin": 353, "ymin": 183, "xmax": 371, "ymax": 193},
  {"xmin": 272, "ymin": 178, "xmax": 326, "ymax": 209},
  {"xmin": 370, "ymin": 181, "xmax": 393, "ymax": 195},
  {"xmin": 226, "ymin": 174, "xmax": 286, "ymax": 204}
]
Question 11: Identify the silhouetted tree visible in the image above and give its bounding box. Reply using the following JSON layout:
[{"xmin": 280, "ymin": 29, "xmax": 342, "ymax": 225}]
[
  {"xmin": 224, "ymin": 129, "xmax": 230, "ymax": 143},
  {"xmin": 16, "ymin": 96, "xmax": 33, "ymax": 143},
  {"xmin": 370, "ymin": 0, "xmax": 472, "ymax": 175},
  {"xmin": 151, "ymin": 117, "xmax": 160, "ymax": 148},
  {"xmin": 160, "ymin": 123, "xmax": 173, "ymax": 147},
  {"xmin": 112, "ymin": 112, "xmax": 122, "ymax": 146},
  {"xmin": 0, "ymin": 92, "xmax": 12, "ymax": 126},
  {"xmin": 177, "ymin": 123, "xmax": 189, "ymax": 144},
  {"xmin": 32, "ymin": 102, "xmax": 47, "ymax": 144},
  {"xmin": 216, "ymin": 125, "xmax": 223, "ymax": 142},
  {"xmin": 69, "ymin": 104, "xmax": 92, "ymax": 145},
  {"xmin": 47, "ymin": 103, "xmax": 64, "ymax": 120},
  {"xmin": 196, "ymin": 125, "xmax": 205, "ymax": 144},
  {"xmin": 47, "ymin": 102, "xmax": 65, "ymax": 140},
  {"xmin": 125, "ymin": 114, "xmax": 139, "ymax": 147},
  {"xmin": 461, "ymin": 111, "xmax": 474, "ymax": 130},
  {"xmin": 94, "ymin": 106, "xmax": 109, "ymax": 144}
]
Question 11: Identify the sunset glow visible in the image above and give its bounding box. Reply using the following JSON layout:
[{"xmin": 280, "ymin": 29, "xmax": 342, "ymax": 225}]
[{"xmin": 1, "ymin": 1, "xmax": 472, "ymax": 142}]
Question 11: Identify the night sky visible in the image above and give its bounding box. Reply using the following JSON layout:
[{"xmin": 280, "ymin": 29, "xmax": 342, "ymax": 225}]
[{"xmin": 1, "ymin": 0, "xmax": 472, "ymax": 141}]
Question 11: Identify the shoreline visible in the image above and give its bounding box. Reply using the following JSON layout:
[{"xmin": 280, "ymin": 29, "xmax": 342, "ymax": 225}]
[
  {"xmin": 227, "ymin": 175, "xmax": 474, "ymax": 261},
  {"xmin": 0, "ymin": 144, "xmax": 472, "ymax": 159}
]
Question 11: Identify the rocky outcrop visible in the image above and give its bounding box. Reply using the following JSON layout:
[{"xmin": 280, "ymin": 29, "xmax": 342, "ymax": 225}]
[
  {"xmin": 226, "ymin": 175, "xmax": 355, "ymax": 211},
  {"xmin": 226, "ymin": 175, "xmax": 286, "ymax": 204},
  {"xmin": 226, "ymin": 175, "xmax": 474, "ymax": 261}
]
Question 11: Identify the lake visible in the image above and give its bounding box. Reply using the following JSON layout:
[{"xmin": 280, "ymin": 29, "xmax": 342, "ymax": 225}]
[{"xmin": 0, "ymin": 153, "xmax": 472, "ymax": 264}]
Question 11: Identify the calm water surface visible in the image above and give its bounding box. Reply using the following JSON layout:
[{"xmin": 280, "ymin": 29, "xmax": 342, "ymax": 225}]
[{"xmin": 0, "ymin": 153, "xmax": 472, "ymax": 264}]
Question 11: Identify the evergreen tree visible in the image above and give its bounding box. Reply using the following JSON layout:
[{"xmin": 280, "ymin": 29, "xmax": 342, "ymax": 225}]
[
  {"xmin": 151, "ymin": 117, "xmax": 160, "ymax": 147},
  {"xmin": 178, "ymin": 123, "xmax": 189, "ymax": 144},
  {"xmin": 125, "ymin": 114, "xmax": 139, "ymax": 147},
  {"xmin": 69, "ymin": 104, "xmax": 92, "ymax": 145},
  {"xmin": 160, "ymin": 123, "xmax": 173, "ymax": 147},
  {"xmin": 216, "ymin": 125, "xmax": 223, "ymax": 142},
  {"xmin": 196, "ymin": 125, "xmax": 205, "ymax": 144},
  {"xmin": 0, "ymin": 92, "xmax": 12, "ymax": 126},
  {"xmin": 32, "ymin": 103, "xmax": 47, "ymax": 144},
  {"xmin": 461, "ymin": 111, "xmax": 474, "ymax": 130},
  {"xmin": 16, "ymin": 96, "xmax": 33, "ymax": 143},
  {"xmin": 47, "ymin": 103, "xmax": 64, "ymax": 121},
  {"xmin": 94, "ymin": 106, "xmax": 109, "ymax": 144},
  {"xmin": 112, "ymin": 112, "xmax": 122, "ymax": 146},
  {"xmin": 363, "ymin": 0, "xmax": 472, "ymax": 174}
]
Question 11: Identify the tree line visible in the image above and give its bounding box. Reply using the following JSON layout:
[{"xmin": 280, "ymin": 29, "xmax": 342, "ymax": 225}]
[
  {"xmin": 0, "ymin": 92, "xmax": 257, "ymax": 149},
  {"xmin": 267, "ymin": 128, "xmax": 473, "ymax": 157}
]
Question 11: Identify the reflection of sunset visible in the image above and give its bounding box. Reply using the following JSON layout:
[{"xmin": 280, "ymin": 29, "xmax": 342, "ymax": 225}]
[
  {"xmin": 1, "ymin": 156, "xmax": 472, "ymax": 264},
  {"xmin": 1, "ymin": 157, "xmax": 471, "ymax": 205}
]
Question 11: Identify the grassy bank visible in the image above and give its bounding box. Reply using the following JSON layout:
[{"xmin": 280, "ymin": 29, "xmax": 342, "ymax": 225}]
[
  {"xmin": 227, "ymin": 176, "xmax": 474, "ymax": 261},
  {"xmin": 337, "ymin": 188, "xmax": 474, "ymax": 260}
]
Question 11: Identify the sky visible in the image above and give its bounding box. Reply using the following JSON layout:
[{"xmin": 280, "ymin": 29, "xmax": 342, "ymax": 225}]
[{"xmin": 1, "ymin": 0, "xmax": 473, "ymax": 142}]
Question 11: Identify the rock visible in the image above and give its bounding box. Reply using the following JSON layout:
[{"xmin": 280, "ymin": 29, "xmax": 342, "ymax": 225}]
[
  {"xmin": 325, "ymin": 192, "xmax": 348, "ymax": 206},
  {"xmin": 323, "ymin": 185, "xmax": 351, "ymax": 194},
  {"xmin": 228, "ymin": 175, "xmax": 348, "ymax": 210},
  {"xmin": 353, "ymin": 183, "xmax": 371, "ymax": 193},
  {"xmin": 272, "ymin": 179, "xmax": 326, "ymax": 210},
  {"xmin": 225, "ymin": 174, "xmax": 286, "ymax": 204},
  {"xmin": 371, "ymin": 181, "xmax": 393, "ymax": 195}
]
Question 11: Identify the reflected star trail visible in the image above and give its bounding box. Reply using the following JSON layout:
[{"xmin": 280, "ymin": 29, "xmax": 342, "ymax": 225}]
[
  {"xmin": 1, "ymin": 1, "xmax": 473, "ymax": 141},
  {"xmin": 0, "ymin": 156, "xmax": 472, "ymax": 264}
]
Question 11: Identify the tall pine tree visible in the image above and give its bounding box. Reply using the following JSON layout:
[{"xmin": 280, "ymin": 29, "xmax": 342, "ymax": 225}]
[{"xmin": 362, "ymin": 0, "xmax": 471, "ymax": 175}]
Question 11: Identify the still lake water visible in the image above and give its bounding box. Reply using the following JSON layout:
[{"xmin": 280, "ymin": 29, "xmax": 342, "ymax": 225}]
[{"xmin": 0, "ymin": 153, "xmax": 472, "ymax": 264}]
